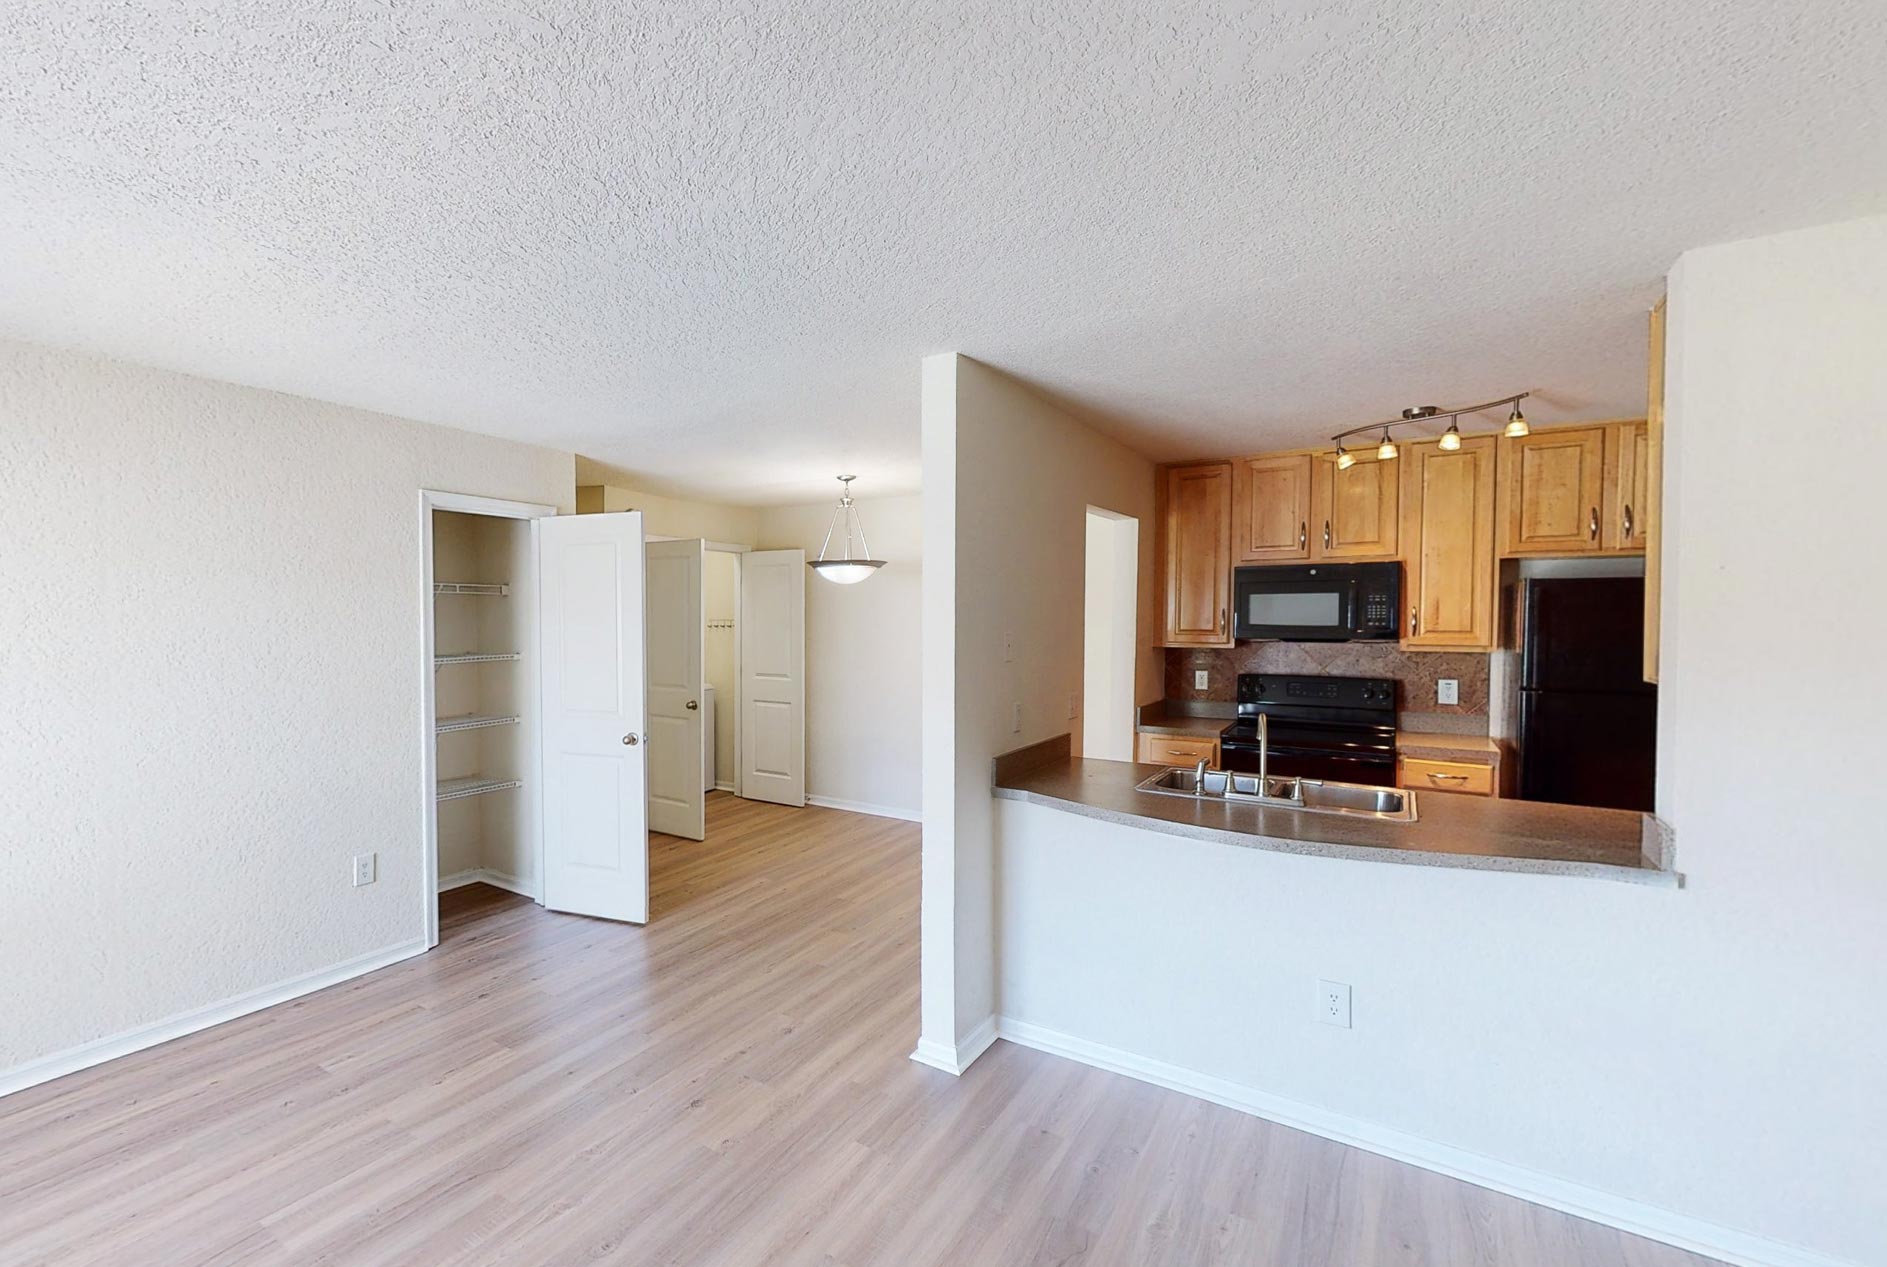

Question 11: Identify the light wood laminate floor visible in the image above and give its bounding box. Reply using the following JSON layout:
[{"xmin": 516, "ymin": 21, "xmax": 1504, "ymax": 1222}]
[{"xmin": 1, "ymin": 794, "xmax": 1722, "ymax": 1266}]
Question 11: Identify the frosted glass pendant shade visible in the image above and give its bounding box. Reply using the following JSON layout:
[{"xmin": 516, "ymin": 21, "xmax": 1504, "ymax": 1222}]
[{"xmin": 808, "ymin": 476, "xmax": 888, "ymax": 584}]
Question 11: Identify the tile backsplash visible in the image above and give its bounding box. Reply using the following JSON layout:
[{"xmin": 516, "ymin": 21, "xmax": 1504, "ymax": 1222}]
[{"xmin": 1165, "ymin": 642, "xmax": 1491, "ymax": 730}]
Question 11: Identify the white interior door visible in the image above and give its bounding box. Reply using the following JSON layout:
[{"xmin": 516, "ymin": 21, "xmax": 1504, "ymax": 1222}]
[
  {"xmin": 739, "ymin": 549, "xmax": 806, "ymax": 807},
  {"xmin": 537, "ymin": 511, "xmax": 650, "ymax": 923},
  {"xmin": 645, "ymin": 538, "xmax": 705, "ymax": 840}
]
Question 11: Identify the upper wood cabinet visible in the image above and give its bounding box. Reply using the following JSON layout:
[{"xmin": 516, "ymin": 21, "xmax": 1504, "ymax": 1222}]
[
  {"xmin": 1499, "ymin": 425, "xmax": 1608, "ymax": 554},
  {"xmin": 1161, "ymin": 461, "xmax": 1233, "ymax": 646},
  {"xmin": 1605, "ymin": 420, "xmax": 1650, "ymax": 552},
  {"xmin": 1311, "ymin": 453, "xmax": 1399, "ymax": 561},
  {"xmin": 1401, "ymin": 436, "xmax": 1498, "ymax": 651},
  {"xmin": 1232, "ymin": 454, "xmax": 1311, "ymax": 562},
  {"xmin": 1643, "ymin": 300, "xmax": 1666, "ymax": 682}
]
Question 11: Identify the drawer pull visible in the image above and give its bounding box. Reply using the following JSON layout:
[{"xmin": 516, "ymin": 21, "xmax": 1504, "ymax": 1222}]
[{"xmin": 1426, "ymin": 772, "xmax": 1470, "ymax": 783}]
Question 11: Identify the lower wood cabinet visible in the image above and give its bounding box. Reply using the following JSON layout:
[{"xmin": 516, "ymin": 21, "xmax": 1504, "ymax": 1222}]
[
  {"xmin": 1399, "ymin": 756, "xmax": 1495, "ymax": 797},
  {"xmin": 1135, "ymin": 733, "xmax": 1219, "ymax": 767}
]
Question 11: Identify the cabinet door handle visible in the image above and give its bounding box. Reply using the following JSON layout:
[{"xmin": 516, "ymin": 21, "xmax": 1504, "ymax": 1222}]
[
  {"xmin": 1426, "ymin": 772, "xmax": 1469, "ymax": 784},
  {"xmin": 1298, "ymin": 522, "xmax": 1307, "ymax": 550},
  {"xmin": 1589, "ymin": 506, "xmax": 1599, "ymax": 541},
  {"xmin": 1323, "ymin": 520, "xmax": 1331, "ymax": 550},
  {"xmin": 1409, "ymin": 607, "xmax": 1419, "ymax": 637},
  {"xmin": 1220, "ymin": 606, "xmax": 1228, "ymax": 635},
  {"xmin": 1623, "ymin": 504, "xmax": 1634, "ymax": 539}
]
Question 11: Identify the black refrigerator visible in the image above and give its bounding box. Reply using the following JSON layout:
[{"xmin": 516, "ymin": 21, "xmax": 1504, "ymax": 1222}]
[{"xmin": 1515, "ymin": 577, "xmax": 1657, "ymax": 811}]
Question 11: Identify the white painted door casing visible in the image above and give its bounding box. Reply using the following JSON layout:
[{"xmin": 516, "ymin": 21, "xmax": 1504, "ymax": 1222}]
[
  {"xmin": 739, "ymin": 549, "xmax": 806, "ymax": 807},
  {"xmin": 537, "ymin": 512, "xmax": 651, "ymax": 923},
  {"xmin": 645, "ymin": 538, "xmax": 706, "ymax": 840}
]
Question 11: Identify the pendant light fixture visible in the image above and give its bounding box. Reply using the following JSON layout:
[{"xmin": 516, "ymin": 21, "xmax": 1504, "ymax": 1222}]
[
  {"xmin": 807, "ymin": 475, "xmax": 887, "ymax": 585},
  {"xmin": 1439, "ymin": 418, "xmax": 1463, "ymax": 451},
  {"xmin": 1334, "ymin": 443, "xmax": 1355, "ymax": 470},
  {"xmin": 1375, "ymin": 427, "xmax": 1399, "ymax": 461},
  {"xmin": 1504, "ymin": 403, "xmax": 1530, "ymax": 437}
]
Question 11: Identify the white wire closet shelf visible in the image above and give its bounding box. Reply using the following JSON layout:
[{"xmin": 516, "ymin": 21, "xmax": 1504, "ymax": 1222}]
[
  {"xmin": 433, "ymin": 652, "xmax": 522, "ymax": 666},
  {"xmin": 435, "ymin": 713, "xmax": 520, "ymax": 734},
  {"xmin": 436, "ymin": 775, "xmax": 522, "ymax": 801},
  {"xmin": 433, "ymin": 581, "xmax": 508, "ymax": 596}
]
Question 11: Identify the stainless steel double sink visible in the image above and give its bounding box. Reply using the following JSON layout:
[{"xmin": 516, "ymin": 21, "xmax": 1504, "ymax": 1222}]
[{"xmin": 1136, "ymin": 766, "xmax": 1418, "ymax": 823}]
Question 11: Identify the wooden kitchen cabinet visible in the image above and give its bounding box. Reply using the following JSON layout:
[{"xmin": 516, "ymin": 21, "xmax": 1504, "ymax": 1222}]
[
  {"xmin": 1643, "ymin": 299, "xmax": 1666, "ymax": 681},
  {"xmin": 1399, "ymin": 756, "xmax": 1495, "ymax": 797},
  {"xmin": 1161, "ymin": 461, "xmax": 1233, "ymax": 646},
  {"xmin": 1310, "ymin": 453, "xmax": 1399, "ymax": 561},
  {"xmin": 1605, "ymin": 420, "xmax": 1651, "ymax": 551},
  {"xmin": 1499, "ymin": 425, "xmax": 1609, "ymax": 555},
  {"xmin": 1232, "ymin": 454, "xmax": 1312, "ymax": 562},
  {"xmin": 1400, "ymin": 435, "xmax": 1498, "ymax": 651},
  {"xmin": 1136, "ymin": 733, "xmax": 1219, "ymax": 768}
]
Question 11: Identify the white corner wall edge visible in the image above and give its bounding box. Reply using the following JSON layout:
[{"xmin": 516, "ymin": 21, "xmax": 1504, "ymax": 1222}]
[
  {"xmin": 909, "ymin": 1015, "xmax": 998, "ymax": 1075},
  {"xmin": 992, "ymin": 1017, "xmax": 1853, "ymax": 1267},
  {"xmin": 438, "ymin": 868, "xmax": 538, "ymax": 899},
  {"xmin": 806, "ymin": 794, "xmax": 922, "ymax": 824},
  {"xmin": 0, "ymin": 938, "xmax": 429, "ymax": 1101}
]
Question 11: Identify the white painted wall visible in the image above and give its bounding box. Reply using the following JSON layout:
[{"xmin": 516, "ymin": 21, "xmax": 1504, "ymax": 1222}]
[
  {"xmin": 755, "ymin": 494, "xmax": 921, "ymax": 820},
  {"xmin": 990, "ymin": 218, "xmax": 1887, "ymax": 1267},
  {"xmin": 0, "ymin": 341, "xmax": 573, "ymax": 1077},
  {"xmin": 1081, "ymin": 508, "xmax": 1140, "ymax": 762},
  {"xmin": 919, "ymin": 353, "xmax": 1160, "ymax": 1064},
  {"xmin": 574, "ymin": 459, "xmax": 763, "ymax": 544}
]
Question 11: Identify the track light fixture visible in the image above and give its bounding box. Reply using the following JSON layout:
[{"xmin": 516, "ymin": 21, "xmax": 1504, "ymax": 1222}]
[{"xmin": 1326, "ymin": 392, "xmax": 1531, "ymax": 468}]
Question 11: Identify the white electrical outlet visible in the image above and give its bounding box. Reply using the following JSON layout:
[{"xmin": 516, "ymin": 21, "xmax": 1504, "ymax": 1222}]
[
  {"xmin": 352, "ymin": 852, "xmax": 377, "ymax": 887},
  {"xmin": 1194, "ymin": 669, "xmax": 1209, "ymax": 690},
  {"xmin": 1317, "ymin": 979, "xmax": 1352, "ymax": 1028},
  {"xmin": 1012, "ymin": 700, "xmax": 1023, "ymax": 733},
  {"xmin": 1002, "ymin": 630, "xmax": 1014, "ymax": 664},
  {"xmin": 1437, "ymin": 678, "xmax": 1460, "ymax": 706},
  {"xmin": 1067, "ymin": 692, "xmax": 1079, "ymax": 720}
]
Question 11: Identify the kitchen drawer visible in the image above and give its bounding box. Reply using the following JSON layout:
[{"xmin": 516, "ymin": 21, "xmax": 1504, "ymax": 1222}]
[
  {"xmin": 1399, "ymin": 756, "xmax": 1494, "ymax": 797},
  {"xmin": 1136, "ymin": 733, "xmax": 1219, "ymax": 767}
]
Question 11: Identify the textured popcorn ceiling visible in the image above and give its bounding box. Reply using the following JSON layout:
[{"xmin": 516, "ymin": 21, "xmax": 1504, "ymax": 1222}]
[{"xmin": 3, "ymin": 2, "xmax": 1885, "ymax": 504}]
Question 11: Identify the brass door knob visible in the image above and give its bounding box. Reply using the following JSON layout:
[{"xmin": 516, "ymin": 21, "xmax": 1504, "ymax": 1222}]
[{"xmin": 686, "ymin": 699, "xmax": 699, "ymax": 710}]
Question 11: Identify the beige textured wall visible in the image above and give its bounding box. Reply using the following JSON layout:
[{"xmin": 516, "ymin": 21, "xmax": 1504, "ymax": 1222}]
[{"xmin": 0, "ymin": 341, "xmax": 574, "ymax": 1075}]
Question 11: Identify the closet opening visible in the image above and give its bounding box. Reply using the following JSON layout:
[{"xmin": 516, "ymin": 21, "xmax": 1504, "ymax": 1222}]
[
  {"xmin": 703, "ymin": 545, "xmax": 741, "ymax": 801},
  {"xmin": 420, "ymin": 492, "xmax": 557, "ymax": 948}
]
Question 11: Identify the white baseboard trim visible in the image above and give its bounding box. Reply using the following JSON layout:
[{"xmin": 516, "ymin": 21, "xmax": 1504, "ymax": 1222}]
[
  {"xmin": 909, "ymin": 1015, "xmax": 999, "ymax": 1076},
  {"xmin": 438, "ymin": 867, "xmax": 537, "ymax": 899},
  {"xmin": 993, "ymin": 1017, "xmax": 1846, "ymax": 1267},
  {"xmin": 806, "ymin": 794, "xmax": 922, "ymax": 824},
  {"xmin": 713, "ymin": 781, "xmax": 738, "ymax": 794},
  {"xmin": 1, "ymin": 939, "xmax": 429, "ymax": 1101}
]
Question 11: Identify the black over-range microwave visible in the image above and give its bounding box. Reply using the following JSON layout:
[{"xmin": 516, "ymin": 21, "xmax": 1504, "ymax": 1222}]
[{"xmin": 1232, "ymin": 562, "xmax": 1402, "ymax": 642}]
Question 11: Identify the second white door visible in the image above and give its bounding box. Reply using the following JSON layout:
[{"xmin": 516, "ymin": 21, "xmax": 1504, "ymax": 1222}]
[
  {"xmin": 645, "ymin": 538, "xmax": 706, "ymax": 840},
  {"xmin": 739, "ymin": 548, "xmax": 806, "ymax": 807}
]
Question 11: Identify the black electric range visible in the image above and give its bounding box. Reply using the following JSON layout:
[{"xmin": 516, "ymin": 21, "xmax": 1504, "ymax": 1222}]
[{"xmin": 1218, "ymin": 674, "xmax": 1398, "ymax": 787}]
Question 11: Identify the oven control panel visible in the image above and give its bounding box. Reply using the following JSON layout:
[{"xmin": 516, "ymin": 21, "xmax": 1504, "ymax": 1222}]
[{"xmin": 1238, "ymin": 674, "xmax": 1397, "ymax": 712}]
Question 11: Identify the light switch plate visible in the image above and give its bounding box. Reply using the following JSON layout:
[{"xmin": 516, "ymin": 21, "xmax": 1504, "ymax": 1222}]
[
  {"xmin": 1437, "ymin": 678, "xmax": 1460, "ymax": 706},
  {"xmin": 1194, "ymin": 669, "xmax": 1209, "ymax": 690}
]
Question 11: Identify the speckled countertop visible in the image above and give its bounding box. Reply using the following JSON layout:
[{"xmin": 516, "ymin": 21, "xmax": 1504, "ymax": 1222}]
[
  {"xmin": 994, "ymin": 752, "xmax": 1677, "ymax": 886},
  {"xmin": 1395, "ymin": 731, "xmax": 1502, "ymax": 763},
  {"xmin": 1134, "ymin": 710, "xmax": 1229, "ymax": 739}
]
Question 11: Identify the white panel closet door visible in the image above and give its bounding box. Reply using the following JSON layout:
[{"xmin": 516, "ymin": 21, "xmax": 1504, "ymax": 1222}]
[
  {"xmin": 645, "ymin": 538, "xmax": 705, "ymax": 840},
  {"xmin": 537, "ymin": 511, "xmax": 650, "ymax": 924},
  {"xmin": 739, "ymin": 549, "xmax": 806, "ymax": 807}
]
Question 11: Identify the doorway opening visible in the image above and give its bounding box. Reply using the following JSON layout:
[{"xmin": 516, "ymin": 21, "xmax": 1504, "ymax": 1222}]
[{"xmin": 1082, "ymin": 507, "xmax": 1139, "ymax": 761}]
